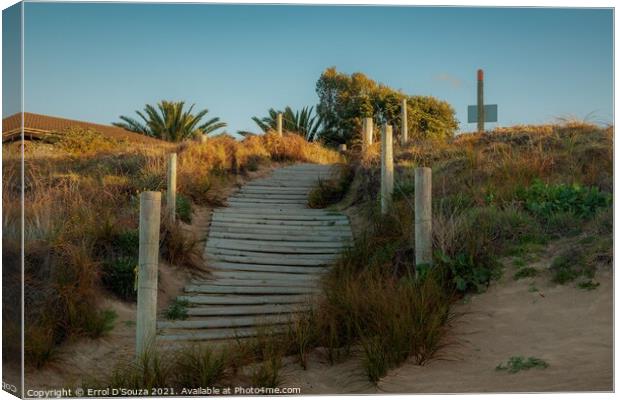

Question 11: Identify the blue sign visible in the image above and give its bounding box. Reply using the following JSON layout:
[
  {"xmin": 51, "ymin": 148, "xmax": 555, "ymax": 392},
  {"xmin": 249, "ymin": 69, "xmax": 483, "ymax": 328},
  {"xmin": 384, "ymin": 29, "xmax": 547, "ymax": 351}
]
[{"xmin": 467, "ymin": 104, "xmax": 498, "ymax": 123}]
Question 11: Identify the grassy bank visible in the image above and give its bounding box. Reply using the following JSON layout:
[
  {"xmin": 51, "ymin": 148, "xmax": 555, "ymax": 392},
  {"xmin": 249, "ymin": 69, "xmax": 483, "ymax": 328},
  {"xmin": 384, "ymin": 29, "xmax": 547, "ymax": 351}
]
[
  {"xmin": 2, "ymin": 128, "xmax": 341, "ymax": 368},
  {"xmin": 302, "ymin": 121, "xmax": 613, "ymax": 382}
]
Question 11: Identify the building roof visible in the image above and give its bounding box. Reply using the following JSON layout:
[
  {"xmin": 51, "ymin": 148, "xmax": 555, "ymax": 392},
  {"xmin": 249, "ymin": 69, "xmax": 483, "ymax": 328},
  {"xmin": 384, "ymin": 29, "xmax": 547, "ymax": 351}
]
[{"xmin": 2, "ymin": 112, "xmax": 167, "ymax": 145}]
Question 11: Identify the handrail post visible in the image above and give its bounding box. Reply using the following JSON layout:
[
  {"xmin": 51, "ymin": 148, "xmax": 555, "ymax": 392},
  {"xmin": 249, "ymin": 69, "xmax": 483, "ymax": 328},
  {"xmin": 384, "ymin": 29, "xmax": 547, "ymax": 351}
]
[
  {"xmin": 414, "ymin": 167, "xmax": 432, "ymax": 267},
  {"xmin": 277, "ymin": 113, "xmax": 283, "ymax": 137},
  {"xmin": 166, "ymin": 153, "xmax": 177, "ymax": 224},
  {"xmin": 136, "ymin": 191, "xmax": 161, "ymax": 357},
  {"xmin": 380, "ymin": 124, "xmax": 393, "ymax": 215}
]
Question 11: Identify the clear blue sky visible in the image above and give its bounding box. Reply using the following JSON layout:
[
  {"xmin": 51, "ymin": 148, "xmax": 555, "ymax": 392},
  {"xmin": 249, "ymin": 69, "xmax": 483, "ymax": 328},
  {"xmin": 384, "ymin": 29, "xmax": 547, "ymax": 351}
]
[{"xmin": 3, "ymin": 3, "xmax": 614, "ymax": 134}]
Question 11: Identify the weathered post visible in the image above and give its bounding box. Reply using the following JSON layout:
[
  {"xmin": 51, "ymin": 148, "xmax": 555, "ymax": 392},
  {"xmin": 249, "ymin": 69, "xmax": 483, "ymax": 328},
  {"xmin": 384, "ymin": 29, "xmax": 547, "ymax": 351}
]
[
  {"xmin": 380, "ymin": 124, "xmax": 393, "ymax": 215},
  {"xmin": 338, "ymin": 143, "xmax": 347, "ymax": 153},
  {"xmin": 276, "ymin": 113, "xmax": 283, "ymax": 137},
  {"xmin": 136, "ymin": 191, "xmax": 161, "ymax": 357},
  {"xmin": 401, "ymin": 98, "xmax": 408, "ymax": 145},
  {"xmin": 363, "ymin": 117, "xmax": 373, "ymax": 147},
  {"xmin": 477, "ymin": 69, "xmax": 485, "ymax": 133},
  {"xmin": 414, "ymin": 167, "xmax": 432, "ymax": 266},
  {"xmin": 166, "ymin": 153, "xmax": 177, "ymax": 224},
  {"xmin": 199, "ymin": 135, "xmax": 207, "ymax": 143}
]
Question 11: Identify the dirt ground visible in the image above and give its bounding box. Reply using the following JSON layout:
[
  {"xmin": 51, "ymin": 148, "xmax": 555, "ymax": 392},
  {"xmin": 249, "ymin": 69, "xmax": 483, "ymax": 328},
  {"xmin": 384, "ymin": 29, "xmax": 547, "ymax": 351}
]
[{"xmin": 281, "ymin": 243, "xmax": 613, "ymax": 394}]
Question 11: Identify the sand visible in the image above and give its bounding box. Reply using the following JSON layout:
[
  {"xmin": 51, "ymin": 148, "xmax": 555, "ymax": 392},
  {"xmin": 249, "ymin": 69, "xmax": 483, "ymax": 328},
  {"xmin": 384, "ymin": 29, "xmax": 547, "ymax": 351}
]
[{"xmin": 281, "ymin": 247, "xmax": 613, "ymax": 394}]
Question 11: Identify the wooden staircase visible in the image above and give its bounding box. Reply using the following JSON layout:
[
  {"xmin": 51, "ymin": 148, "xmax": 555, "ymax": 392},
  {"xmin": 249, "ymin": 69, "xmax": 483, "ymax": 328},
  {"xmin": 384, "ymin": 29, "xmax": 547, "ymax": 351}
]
[{"xmin": 157, "ymin": 163, "xmax": 352, "ymax": 342}]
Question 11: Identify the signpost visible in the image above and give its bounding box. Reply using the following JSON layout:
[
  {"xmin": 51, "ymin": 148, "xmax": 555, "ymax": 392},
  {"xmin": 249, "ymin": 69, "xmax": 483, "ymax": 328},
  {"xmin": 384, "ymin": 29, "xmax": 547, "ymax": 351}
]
[{"xmin": 467, "ymin": 69, "xmax": 497, "ymax": 132}]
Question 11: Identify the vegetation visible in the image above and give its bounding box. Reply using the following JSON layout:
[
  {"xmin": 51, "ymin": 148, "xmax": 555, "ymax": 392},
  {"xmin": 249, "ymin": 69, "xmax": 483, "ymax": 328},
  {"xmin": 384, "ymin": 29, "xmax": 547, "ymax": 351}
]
[
  {"xmin": 113, "ymin": 100, "xmax": 226, "ymax": 142},
  {"xmin": 315, "ymin": 67, "xmax": 458, "ymax": 145},
  {"xmin": 307, "ymin": 164, "xmax": 355, "ymax": 208},
  {"xmin": 165, "ymin": 299, "xmax": 189, "ymax": 320},
  {"xmin": 3, "ymin": 127, "xmax": 340, "ymax": 368},
  {"xmin": 496, "ymin": 356, "xmax": 549, "ymax": 373},
  {"xmin": 251, "ymin": 106, "xmax": 323, "ymax": 141}
]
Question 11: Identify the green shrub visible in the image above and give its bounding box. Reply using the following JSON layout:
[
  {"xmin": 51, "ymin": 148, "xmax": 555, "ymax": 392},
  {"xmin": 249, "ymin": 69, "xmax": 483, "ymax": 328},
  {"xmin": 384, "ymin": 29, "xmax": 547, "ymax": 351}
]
[
  {"xmin": 436, "ymin": 252, "xmax": 498, "ymax": 293},
  {"xmin": 176, "ymin": 195, "xmax": 193, "ymax": 223},
  {"xmin": 550, "ymin": 247, "xmax": 592, "ymax": 284},
  {"xmin": 165, "ymin": 299, "xmax": 189, "ymax": 320},
  {"xmin": 496, "ymin": 356, "xmax": 549, "ymax": 373},
  {"xmin": 102, "ymin": 257, "xmax": 137, "ymax": 301},
  {"xmin": 518, "ymin": 180, "xmax": 611, "ymax": 220},
  {"xmin": 577, "ymin": 280, "xmax": 600, "ymax": 291}
]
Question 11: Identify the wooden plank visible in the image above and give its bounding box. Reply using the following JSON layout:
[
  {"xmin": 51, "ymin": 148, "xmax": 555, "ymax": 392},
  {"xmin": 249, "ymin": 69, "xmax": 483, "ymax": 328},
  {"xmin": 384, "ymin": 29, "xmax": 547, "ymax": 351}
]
[
  {"xmin": 207, "ymin": 238, "xmax": 348, "ymax": 250},
  {"xmin": 208, "ymin": 260, "xmax": 327, "ymax": 273},
  {"xmin": 177, "ymin": 294, "xmax": 312, "ymax": 305},
  {"xmin": 208, "ymin": 226, "xmax": 352, "ymax": 236},
  {"xmin": 231, "ymin": 193, "xmax": 308, "ymax": 199},
  {"xmin": 211, "ymin": 217, "xmax": 348, "ymax": 226},
  {"xmin": 158, "ymin": 326, "xmax": 286, "ymax": 341},
  {"xmin": 191, "ymin": 277, "xmax": 317, "ymax": 287},
  {"xmin": 226, "ymin": 198, "xmax": 308, "ymax": 205},
  {"xmin": 209, "ymin": 231, "xmax": 352, "ymax": 242},
  {"xmin": 210, "ymin": 269, "xmax": 324, "ymax": 281},
  {"xmin": 212, "ymin": 213, "xmax": 347, "ymax": 222},
  {"xmin": 206, "ymin": 247, "xmax": 339, "ymax": 259},
  {"xmin": 215, "ymin": 208, "xmax": 345, "ymax": 217},
  {"xmin": 157, "ymin": 314, "xmax": 294, "ymax": 329},
  {"xmin": 186, "ymin": 304, "xmax": 310, "ymax": 317},
  {"xmin": 185, "ymin": 285, "xmax": 317, "ymax": 295}
]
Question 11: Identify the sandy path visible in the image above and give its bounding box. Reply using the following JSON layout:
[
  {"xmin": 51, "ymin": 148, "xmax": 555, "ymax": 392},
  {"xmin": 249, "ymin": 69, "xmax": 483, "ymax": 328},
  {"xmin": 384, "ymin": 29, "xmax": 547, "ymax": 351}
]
[{"xmin": 282, "ymin": 256, "xmax": 613, "ymax": 393}]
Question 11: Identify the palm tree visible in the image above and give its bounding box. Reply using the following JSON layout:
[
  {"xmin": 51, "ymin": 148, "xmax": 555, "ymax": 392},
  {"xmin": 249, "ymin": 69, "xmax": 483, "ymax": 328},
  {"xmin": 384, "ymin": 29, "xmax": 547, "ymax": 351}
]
[
  {"xmin": 113, "ymin": 100, "xmax": 226, "ymax": 142},
  {"xmin": 252, "ymin": 106, "xmax": 322, "ymax": 141}
]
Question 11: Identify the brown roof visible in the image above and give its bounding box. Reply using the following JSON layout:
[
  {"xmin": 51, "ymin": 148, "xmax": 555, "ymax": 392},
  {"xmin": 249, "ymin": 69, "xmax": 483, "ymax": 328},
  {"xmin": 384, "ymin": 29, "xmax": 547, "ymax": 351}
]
[{"xmin": 2, "ymin": 112, "xmax": 168, "ymax": 145}]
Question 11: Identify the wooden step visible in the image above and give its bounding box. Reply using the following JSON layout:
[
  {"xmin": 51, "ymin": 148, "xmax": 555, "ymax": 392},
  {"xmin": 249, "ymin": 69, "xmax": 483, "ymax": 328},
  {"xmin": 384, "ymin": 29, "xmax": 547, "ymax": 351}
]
[
  {"xmin": 208, "ymin": 260, "xmax": 328, "ymax": 274},
  {"xmin": 210, "ymin": 269, "xmax": 324, "ymax": 282},
  {"xmin": 177, "ymin": 294, "xmax": 314, "ymax": 305},
  {"xmin": 158, "ymin": 314, "xmax": 293, "ymax": 329},
  {"xmin": 158, "ymin": 326, "xmax": 286, "ymax": 341},
  {"xmin": 186, "ymin": 304, "xmax": 310, "ymax": 316},
  {"xmin": 185, "ymin": 284, "xmax": 318, "ymax": 295}
]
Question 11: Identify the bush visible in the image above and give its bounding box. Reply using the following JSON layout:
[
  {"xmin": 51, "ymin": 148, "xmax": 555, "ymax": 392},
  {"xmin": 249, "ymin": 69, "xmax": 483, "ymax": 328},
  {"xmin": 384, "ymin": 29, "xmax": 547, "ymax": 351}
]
[
  {"xmin": 165, "ymin": 299, "xmax": 189, "ymax": 320},
  {"xmin": 308, "ymin": 165, "xmax": 354, "ymax": 208},
  {"xmin": 550, "ymin": 247, "xmax": 592, "ymax": 284},
  {"xmin": 102, "ymin": 257, "xmax": 137, "ymax": 301},
  {"xmin": 518, "ymin": 180, "xmax": 611, "ymax": 220},
  {"xmin": 176, "ymin": 194, "xmax": 193, "ymax": 223}
]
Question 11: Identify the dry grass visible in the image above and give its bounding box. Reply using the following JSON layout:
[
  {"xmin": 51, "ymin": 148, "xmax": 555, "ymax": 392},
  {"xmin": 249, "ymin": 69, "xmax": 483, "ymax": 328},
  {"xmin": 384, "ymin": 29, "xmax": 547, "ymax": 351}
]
[{"xmin": 2, "ymin": 128, "xmax": 341, "ymax": 368}]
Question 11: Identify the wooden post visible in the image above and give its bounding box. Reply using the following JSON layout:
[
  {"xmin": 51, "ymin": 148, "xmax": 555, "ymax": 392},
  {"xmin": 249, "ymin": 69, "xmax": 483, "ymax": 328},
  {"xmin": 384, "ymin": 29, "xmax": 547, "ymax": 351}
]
[
  {"xmin": 477, "ymin": 69, "xmax": 485, "ymax": 133},
  {"xmin": 414, "ymin": 167, "xmax": 432, "ymax": 266},
  {"xmin": 276, "ymin": 113, "xmax": 283, "ymax": 137},
  {"xmin": 136, "ymin": 191, "xmax": 161, "ymax": 357},
  {"xmin": 166, "ymin": 153, "xmax": 177, "ymax": 224},
  {"xmin": 401, "ymin": 98, "xmax": 408, "ymax": 145},
  {"xmin": 363, "ymin": 117, "xmax": 373, "ymax": 147},
  {"xmin": 380, "ymin": 124, "xmax": 393, "ymax": 215},
  {"xmin": 338, "ymin": 143, "xmax": 347, "ymax": 153},
  {"xmin": 199, "ymin": 135, "xmax": 207, "ymax": 143}
]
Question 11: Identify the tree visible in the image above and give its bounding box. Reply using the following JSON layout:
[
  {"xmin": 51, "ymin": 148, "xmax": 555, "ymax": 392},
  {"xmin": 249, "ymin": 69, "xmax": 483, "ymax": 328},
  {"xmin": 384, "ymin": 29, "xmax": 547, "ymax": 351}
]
[
  {"xmin": 315, "ymin": 67, "xmax": 459, "ymax": 145},
  {"xmin": 252, "ymin": 106, "xmax": 322, "ymax": 141},
  {"xmin": 113, "ymin": 100, "xmax": 226, "ymax": 142}
]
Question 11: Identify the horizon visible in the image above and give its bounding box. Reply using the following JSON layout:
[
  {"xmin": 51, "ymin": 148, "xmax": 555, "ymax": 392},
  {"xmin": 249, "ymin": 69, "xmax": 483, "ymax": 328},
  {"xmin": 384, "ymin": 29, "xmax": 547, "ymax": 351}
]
[{"xmin": 3, "ymin": 3, "xmax": 614, "ymax": 135}]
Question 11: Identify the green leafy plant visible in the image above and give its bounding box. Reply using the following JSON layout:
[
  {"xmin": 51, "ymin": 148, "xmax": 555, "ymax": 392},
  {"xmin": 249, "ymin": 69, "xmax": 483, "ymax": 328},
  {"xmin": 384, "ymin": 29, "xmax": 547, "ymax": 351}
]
[
  {"xmin": 252, "ymin": 106, "xmax": 323, "ymax": 141},
  {"xmin": 518, "ymin": 180, "xmax": 611, "ymax": 220},
  {"xmin": 165, "ymin": 299, "xmax": 189, "ymax": 320},
  {"xmin": 496, "ymin": 356, "xmax": 549, "ymax": 373},
  {"xmin": 436, "ymin": 252, "xmax": 497, "ymax": 293},
  {"xmin": 114, "ymin": 100, "xmax": 226, "ymax": 142}
]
